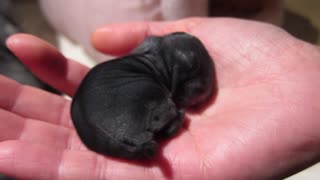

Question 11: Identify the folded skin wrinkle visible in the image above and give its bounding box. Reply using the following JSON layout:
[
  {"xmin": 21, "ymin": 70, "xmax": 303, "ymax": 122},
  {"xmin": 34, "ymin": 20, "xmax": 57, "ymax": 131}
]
[{"xmin": 71, "ymin": 32, "xmax": 215, "ymax": 160}]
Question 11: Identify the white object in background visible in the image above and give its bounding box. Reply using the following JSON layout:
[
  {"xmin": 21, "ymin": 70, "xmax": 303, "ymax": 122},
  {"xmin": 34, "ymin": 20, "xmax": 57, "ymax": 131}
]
[
  {"xmin": 57, "ymin": 34, "xmax": 96, "ymax": 68},
  {"xmin": 39, "ymin": 0, "xmax": 208, "ymax": 62},
  {"xmin": 286, "ymin": 164, "xmax": 320, "ymax": 180}
]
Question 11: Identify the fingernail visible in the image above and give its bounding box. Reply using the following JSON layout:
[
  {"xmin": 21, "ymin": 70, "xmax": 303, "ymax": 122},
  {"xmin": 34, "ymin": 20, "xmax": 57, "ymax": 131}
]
[
  {"xmin": 6, "ymin": 35, "xmax": 20, "ymax": 48},
  {"xmin": 5, "ymin": 33, "xmax": 31, "ymax": 49},
  {"xmin": 92, "ymin": 27, "xmax": 113, "ymax": 46}
]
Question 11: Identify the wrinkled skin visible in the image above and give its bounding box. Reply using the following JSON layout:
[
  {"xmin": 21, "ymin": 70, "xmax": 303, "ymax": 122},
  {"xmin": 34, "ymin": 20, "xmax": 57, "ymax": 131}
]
[
  {"xmin": 71, "ymin": 33, "xmax": 214, "ymax": 159},
  {"xmin": 0, "ymin": 18, "xmax": 320, "ymax": 179}
]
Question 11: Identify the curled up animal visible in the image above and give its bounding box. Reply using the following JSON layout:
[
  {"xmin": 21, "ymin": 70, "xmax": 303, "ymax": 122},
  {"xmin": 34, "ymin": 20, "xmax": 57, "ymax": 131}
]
[{"xmin": 71, "ymin": 32, "xmax": 215, "ymax": 160}]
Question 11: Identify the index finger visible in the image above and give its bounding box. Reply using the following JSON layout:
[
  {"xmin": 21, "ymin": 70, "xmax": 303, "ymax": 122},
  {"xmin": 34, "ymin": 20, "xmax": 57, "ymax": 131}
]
[{"xmin": 6, "ymin": 34, "xmax": 89, "ymax": 96}]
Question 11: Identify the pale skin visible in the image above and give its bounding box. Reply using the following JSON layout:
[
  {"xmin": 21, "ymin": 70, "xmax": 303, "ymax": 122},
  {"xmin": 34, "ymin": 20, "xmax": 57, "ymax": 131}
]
[{"xmin": 0, "ymin": 18, "xmax": 320, "ymax": 179}]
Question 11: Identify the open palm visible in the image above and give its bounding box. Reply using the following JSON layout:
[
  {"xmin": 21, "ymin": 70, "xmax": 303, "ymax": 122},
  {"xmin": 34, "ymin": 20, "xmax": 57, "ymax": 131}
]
[{"xmin": 1, "ymin": 18, "xmax": 320, "ymax": 180}]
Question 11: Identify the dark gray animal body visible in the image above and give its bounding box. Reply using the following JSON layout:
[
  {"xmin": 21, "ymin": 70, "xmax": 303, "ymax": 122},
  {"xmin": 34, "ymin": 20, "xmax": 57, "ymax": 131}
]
[{"xmin": 71, "ymin": 32, "xmax": 214, "ymax": 159}]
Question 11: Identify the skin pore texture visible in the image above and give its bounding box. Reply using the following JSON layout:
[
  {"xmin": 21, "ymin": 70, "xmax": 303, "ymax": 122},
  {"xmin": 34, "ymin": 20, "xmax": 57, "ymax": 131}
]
[{"xmin": 71, "ymin": 32, "xmax": 215, "ymax": 159}]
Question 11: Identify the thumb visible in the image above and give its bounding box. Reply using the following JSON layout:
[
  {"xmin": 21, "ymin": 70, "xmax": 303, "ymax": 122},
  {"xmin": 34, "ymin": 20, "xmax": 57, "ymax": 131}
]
[{"xmin": 91, "ymin": 18, "xmax": 205, "ymax": 56}]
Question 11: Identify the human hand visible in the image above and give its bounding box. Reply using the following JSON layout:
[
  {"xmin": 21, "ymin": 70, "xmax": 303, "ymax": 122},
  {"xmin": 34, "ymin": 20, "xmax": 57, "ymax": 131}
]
[{"xmin": 1, "ymin": 18, "xmax": 320, "ymax": 179}]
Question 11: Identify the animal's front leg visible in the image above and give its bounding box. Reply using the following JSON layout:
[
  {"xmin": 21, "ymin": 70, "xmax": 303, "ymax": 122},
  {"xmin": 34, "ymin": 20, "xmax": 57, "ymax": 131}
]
[{"xmin": 157, "ymin": 109, "xmax": 185, "ymax": 138}]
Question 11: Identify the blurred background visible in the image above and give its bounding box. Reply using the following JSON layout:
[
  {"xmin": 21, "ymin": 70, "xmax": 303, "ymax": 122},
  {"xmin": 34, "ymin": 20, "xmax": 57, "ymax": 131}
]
[{"xmin": 0, "ymin": 0, "xmax": 319, "ymax": 179}]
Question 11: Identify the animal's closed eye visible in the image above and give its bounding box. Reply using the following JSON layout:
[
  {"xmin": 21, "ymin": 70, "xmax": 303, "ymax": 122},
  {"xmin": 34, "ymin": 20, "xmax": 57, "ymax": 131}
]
[{"xmin": 71, "ymin": 32, "xmax": 215, "ymax": 160}]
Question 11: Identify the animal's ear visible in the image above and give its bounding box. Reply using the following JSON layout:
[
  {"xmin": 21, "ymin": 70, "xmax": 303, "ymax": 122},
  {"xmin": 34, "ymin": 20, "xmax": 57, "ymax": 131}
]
[{"xmin": 131, "ymin": 36, "xmax": 162, "ymax": 54}]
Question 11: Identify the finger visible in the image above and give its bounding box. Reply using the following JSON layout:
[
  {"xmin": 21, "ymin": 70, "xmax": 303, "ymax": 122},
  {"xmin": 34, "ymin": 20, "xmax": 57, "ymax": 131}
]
[
  {"xmin": 0, "ymin": 141, "xmax": 160, "ymax": 180},
  {"xmin": 0, "ymin": 75, "xmax": 73, "ymax": 128},
  {"xmin": 92, "ymin": 18, "xmax": 205, "ymax": 56},
  {"xmin": 0, "ymin": 141, "xmax": 64, "ymax": 179},
  {"xmin": 6, "ymin": 34, "xmax": 89, "ymax": 96},
  {"xmin": 0, "ymin": 108, "xmax": 85, "ymax": 150}
]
